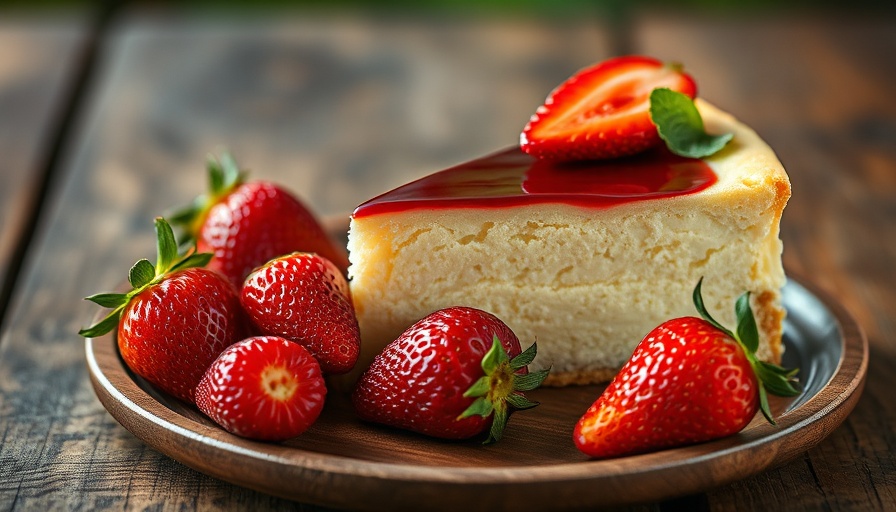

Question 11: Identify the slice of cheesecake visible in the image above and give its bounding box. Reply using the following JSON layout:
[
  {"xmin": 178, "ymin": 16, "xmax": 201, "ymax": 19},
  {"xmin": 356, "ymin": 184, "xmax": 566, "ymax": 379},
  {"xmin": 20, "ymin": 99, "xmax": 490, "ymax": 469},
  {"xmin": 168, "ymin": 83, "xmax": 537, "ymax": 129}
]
[{"xmin": 347, "ymin": 100, "xmax": 790, "ymax": 386}]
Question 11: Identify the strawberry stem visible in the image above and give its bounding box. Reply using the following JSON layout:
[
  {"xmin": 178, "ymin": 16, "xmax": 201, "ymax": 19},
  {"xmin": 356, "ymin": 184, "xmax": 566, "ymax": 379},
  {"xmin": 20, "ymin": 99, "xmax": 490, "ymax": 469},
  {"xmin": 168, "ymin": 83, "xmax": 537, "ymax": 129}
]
[
  {"xmin": 169, "ymin": 152, "xmax": 247, "ymax": 243},
  {"xmin": 692, "ymin": 278, "xmax": 800, "ymax": 425},
  {"xmin": 692, "ymin": 277, "xmax": 735, "ymax": 339},
  {"xmin": 458, "ymin": 335, "xmax": 550, "ymax": 444},
  {"xmin": 78, "ymin": 218, "xmax": 212, "ymax": 338}
]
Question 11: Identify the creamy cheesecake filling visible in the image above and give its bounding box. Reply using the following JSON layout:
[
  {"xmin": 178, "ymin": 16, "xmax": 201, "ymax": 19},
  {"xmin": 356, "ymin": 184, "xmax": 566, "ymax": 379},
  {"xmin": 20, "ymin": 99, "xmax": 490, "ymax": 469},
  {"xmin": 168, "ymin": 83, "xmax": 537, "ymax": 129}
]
[{"xmin": 346, "ymin": 101, "xmax": 789, "ymax": 386}]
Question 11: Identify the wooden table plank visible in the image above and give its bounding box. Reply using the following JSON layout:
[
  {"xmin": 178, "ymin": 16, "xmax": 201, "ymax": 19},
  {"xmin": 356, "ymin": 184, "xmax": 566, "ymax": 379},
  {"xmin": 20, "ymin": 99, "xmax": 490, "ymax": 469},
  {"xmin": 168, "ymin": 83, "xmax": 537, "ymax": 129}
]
[
  {"xmin": 0, "ymin": 17, "xmax": 86, "ymax": 321},
  {"xmin": 0, "ymin": 11, "xmax": 611, "ymax": 511},
  {"xmin": 634, "ymin": 13, "xmax": 896, "ymax": 511}
]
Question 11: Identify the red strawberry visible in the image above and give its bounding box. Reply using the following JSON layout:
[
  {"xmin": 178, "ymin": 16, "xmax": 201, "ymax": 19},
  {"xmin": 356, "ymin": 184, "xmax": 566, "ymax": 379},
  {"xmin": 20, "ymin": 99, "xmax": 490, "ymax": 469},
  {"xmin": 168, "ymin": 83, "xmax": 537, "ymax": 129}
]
[
  {"xmin": 520, "ymin": 55, "xmax": 697, "ymax": 161},
  {"xmin": 574, "ymin": 279, "xmax": 799, "ymax": 459},
  {"xmin": 171, "ymin": 153, "xmax": 349, "ymax": 288},
  {"xmin": 195, "ymin": 336, "xmax": 326, "ymax": 441},
  {"xmin": 352, "ymin": 307, "xmax": 550, "ymax": 443},
  {"xmin": 79, "ymin": 218, "xmax": 248, "ymax": 403},
  {"xmin": 240, "ymin": 252, "xmax": 360, "ymax": 375}
]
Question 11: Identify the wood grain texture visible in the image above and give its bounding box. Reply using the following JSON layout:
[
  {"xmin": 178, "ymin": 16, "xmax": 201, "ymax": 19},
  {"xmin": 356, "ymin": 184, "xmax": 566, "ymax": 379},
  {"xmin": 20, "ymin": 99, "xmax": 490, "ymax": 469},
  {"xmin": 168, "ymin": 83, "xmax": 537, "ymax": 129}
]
[
  {"xmin": 0, "ymin": 9, "xmax": 609, "ymax": 512},
  {"xmin": 0, "ymin": 5, "xmax": 893, "ymax": 511},
  {"xmin": 0, "ymin": 17, "xmax": 85, "ymax": 316},
  {"xmin": 635, "ymin": 13, "xmax": 896, "ymax": 511}
]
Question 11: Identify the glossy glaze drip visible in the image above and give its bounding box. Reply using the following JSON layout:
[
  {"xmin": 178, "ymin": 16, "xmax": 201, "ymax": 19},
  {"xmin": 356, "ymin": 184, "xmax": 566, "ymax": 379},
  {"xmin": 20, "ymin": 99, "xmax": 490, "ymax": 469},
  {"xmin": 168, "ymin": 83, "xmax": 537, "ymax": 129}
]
[{"xmin": 353, "ymin": 146, "xmax": 717, "ymax": 218}]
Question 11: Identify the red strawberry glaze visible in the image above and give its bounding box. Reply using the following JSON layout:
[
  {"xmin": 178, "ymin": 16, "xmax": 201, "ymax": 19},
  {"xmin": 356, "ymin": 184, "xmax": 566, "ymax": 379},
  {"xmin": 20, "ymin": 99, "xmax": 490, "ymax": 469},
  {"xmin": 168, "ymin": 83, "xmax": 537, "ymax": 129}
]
[{"xmin": 352, "ymin": 146, "xmax": 717, "ymax": 218}]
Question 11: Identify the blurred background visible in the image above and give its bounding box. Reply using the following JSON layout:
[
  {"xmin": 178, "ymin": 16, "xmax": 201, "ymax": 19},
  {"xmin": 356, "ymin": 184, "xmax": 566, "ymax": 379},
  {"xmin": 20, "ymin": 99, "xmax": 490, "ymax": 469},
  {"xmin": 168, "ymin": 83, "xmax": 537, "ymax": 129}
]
[
  {"xmin": 1, "ymin": 0, "xmax": 894, "ymax": 253},
  {"xmin": 2, "ymin": 0, "xmax": 893, "ymax": 218}
]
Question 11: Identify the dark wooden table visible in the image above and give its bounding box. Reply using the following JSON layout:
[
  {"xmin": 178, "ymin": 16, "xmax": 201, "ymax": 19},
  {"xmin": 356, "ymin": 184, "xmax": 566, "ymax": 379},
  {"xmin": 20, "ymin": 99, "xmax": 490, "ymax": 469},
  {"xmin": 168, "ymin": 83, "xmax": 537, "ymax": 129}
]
[{"xmin": 1, "ymin": 3, "xmax": 894, "ymax": 510}]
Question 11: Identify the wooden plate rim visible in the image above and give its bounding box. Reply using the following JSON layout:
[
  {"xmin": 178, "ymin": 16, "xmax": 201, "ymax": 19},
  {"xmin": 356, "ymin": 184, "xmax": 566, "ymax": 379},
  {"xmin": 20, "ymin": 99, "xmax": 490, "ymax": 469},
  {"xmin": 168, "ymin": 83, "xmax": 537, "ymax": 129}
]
[{"xmin": 84, "ymin": 270, "xmax": 867, "ymax": 510}]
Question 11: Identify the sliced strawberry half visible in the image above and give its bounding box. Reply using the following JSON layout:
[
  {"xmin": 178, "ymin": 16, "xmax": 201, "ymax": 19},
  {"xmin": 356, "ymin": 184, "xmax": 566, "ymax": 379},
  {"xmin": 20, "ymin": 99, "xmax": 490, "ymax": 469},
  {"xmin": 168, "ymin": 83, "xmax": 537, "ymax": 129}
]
[
  {"xmin": 520, "ymin": 55, "xmax": 697, "ymax": 161},
  {"xmin": 196, "ymin": 336, "xmax": 327, "ymax": 441}
]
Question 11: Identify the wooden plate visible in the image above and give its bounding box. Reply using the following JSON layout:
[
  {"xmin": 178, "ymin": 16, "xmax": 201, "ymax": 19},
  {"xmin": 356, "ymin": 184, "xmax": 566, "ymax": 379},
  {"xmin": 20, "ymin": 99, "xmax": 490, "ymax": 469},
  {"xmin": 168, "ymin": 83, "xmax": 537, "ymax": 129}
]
[{"xmin": 84, "ymin": 256, "xmax": 867, "ymax": 510}]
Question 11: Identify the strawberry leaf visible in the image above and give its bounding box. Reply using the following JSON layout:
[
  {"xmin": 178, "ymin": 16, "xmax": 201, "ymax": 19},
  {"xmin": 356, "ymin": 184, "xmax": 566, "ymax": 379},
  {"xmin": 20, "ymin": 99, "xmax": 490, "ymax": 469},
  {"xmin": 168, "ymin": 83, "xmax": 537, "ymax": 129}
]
[
  {"xmin": 460, "ymin": 333, "xmax": 551, "ymax": 445},
  {"xmin": 691, "ymin": 278, "xmax": 800, "ymax": 427},
  {"xmin": 171, "ymin": 152, "xmax": 245, "ymax": 241},
  {"xmin": 207, "ymin": 152, "xmax": 244, "ymax": 197},
  {"xmin": 735, "ymin": 292, "xmax": 759, "ymax": 354},
  {"xmin": 170, "ymin": 252, "xmax": 213, "ymax": 273},
  {"xmin": 649, "ymin": 88, "xmax": 733, "ymax": 158},
  {"xmin": 167, "ymin": 200, "xmax": 202, "ymax": 229},
  {"xmin": 155, "ymin": 217, "xmax": 179, "ymax": 274},
  {"xmin": 692, "ymin": 277, "xmax": 735, "ymax": 339},
  {"xmin": 79, "ymin": 217, "xmax": 214, "ymax": 340},
  {"xmin": 78, "ymin": 309, "xmax": 123, "ymax": 338},
  {"xmin": 758, "ymin": 360, "xmax": 799, "ymax": 378},
  {"xmin": 85, "ymin": 292, "xmax": 129, "ymax": 308},
  {"xmin": 758, "ymin": 384, "xmax": 775, "ymax": 425},
  {"xmin": 219, "ymin": 152, "xmax": 243, "ymax": 184},
  {"xmin": 208, "ymin": 156, "xmax": 226, "ymax": 195},
  {"xmin": 510, "ymin": 340, "xmax": 538, "ymax": 370},
  {"xmin": 128, "ymin": 259, "xmax": 155, "ymax": 289},
  {"xmin": 756, "ymin": 361, "xmax": 801, "ymax": 396},
  {"xmin": 486, "ymin": 402, "xmax": 508, "ymax": 444},
  {"xmin": 463, "ymin": 376, "xmax": 490, "ymax": 398},
  {"xmin": 458, "ymin": 396, "xmax": 494, "ymax": 419},
  {"xmin": 506, "ymin": 393, "xmax": 539, "ymax": 411},
  {"xmin": 481, "ymin": 335, "xmax": 509, "ymax": 375},
  {"xmin": 514, "ymin": 368, "xmax": 551, "ymax": 392}
]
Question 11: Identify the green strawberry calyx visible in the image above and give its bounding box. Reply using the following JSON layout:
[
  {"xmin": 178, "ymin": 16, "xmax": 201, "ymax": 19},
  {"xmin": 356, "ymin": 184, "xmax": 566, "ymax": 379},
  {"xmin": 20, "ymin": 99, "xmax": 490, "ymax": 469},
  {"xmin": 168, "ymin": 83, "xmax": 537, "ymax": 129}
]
[
  {"xmin": 458, "ymin": 336, "xmax": 551, "ymax": 444},
  {"xmin": 692, "ymin": 277, "xmax": 800, "ymax": 425},
  {"xmin": 169, "ymin": 152, "xmax": 247, "ymax": 244},
  {"xmin": 78, "ymin": 217, "xmax": 212, "ymax": 338}
]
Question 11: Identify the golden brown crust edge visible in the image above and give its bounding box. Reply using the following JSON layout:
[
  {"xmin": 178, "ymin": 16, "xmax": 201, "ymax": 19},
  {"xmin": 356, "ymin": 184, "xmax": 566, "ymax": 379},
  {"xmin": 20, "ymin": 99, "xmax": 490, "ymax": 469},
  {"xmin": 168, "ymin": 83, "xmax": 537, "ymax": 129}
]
[{"xmin": 756, "ymin": 290, "xmax": 785, "ymax": 364}]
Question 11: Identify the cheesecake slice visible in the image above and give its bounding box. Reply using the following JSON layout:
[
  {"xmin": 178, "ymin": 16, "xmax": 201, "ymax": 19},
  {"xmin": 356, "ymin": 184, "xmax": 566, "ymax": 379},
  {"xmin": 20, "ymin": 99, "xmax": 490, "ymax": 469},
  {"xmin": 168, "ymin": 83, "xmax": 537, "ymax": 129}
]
[{"xmin": 347, "ymin": 100, "xmax": 789, "ymax": 386}]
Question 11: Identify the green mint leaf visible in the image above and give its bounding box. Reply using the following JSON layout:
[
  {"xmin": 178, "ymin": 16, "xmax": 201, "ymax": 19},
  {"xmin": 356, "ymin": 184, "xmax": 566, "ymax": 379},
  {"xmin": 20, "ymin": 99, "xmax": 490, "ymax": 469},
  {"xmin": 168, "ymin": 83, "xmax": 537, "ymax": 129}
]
[
  {"xmin": 128, "ymin": 259, "xmax": 155, "ymax": 289},
  {"xmin": 154, "ymin": 217, "xmax": 179, "ymax": 274},
  {"xmin": 649, "ymin": 88, "xmax": 733, "ymax": 158},
  {"xmin": 735, "ymin": 292, "xmax": 759, "ymax": 354},
  {"xmin": 85, "ymin": 292, "xmax": 129, "ymax": 309},
  {"xmin": 78, "ymin": 308, "xmax": 122, "ymax": 338}
]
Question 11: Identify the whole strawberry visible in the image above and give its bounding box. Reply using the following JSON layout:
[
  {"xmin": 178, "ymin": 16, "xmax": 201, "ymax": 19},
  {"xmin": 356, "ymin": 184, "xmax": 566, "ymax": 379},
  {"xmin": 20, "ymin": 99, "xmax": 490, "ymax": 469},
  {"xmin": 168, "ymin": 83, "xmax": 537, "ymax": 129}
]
[
  {"xmin": 574, "ymin": 279, "xmax": 799, "ymax": 459},
  {"xmin": 240, "ymin": 252, "xmax": 360, "ymax": 375},
  {"xmin": 171, "ymin": 153, "xmax": 349, "ymax": 288},
  {"xmin": 79, "ymin": 218, "xmax": 248, "ymax": 403},
  {"xmin": 352, "ymin": 307, "xmax": 550, "ymax": 443},
  {"xmin": 195, "ymin": 336, "xmax": 326, "ymax": 441},
  {"xmin": 520, "ymin": 55, "xmax": 697, "ymax": 161}
]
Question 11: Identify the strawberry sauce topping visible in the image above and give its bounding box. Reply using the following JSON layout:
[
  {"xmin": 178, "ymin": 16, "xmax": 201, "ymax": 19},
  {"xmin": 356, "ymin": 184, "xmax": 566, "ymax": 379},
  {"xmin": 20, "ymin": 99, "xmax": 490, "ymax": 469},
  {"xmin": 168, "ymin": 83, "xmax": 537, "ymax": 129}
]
[{"xmin": 353, "ymin": 146, "xmax": 717, "ymax": 218}]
